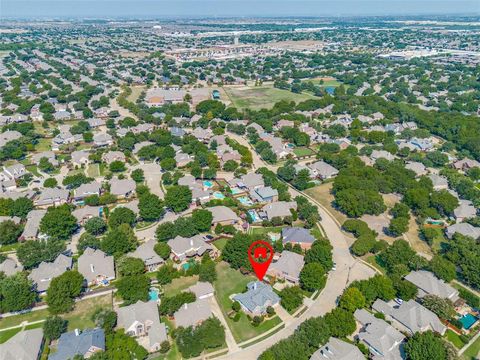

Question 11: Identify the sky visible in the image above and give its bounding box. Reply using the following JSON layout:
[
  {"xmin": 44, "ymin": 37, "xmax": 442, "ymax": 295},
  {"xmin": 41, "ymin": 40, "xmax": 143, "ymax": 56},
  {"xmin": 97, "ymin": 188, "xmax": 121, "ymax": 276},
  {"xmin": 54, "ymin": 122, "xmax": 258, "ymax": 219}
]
[{"xmin": 1, "ymin": 0, "xmax": 479, "ymax": 20}]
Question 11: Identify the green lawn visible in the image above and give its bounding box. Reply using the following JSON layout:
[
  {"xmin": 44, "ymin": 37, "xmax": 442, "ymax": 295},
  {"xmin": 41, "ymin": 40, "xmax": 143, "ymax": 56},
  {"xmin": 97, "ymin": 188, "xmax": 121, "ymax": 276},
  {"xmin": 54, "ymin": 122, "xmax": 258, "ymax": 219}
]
[
  {"xmin": 249, "ymin": 226, "xmax": 283, "ymax": 237},
  {"xmin": 86, "ymin": 163, "xmax": 100, "ymax": 178},
  {"xmin": 35, "ymin": 138, "xmax": 51, "ymax": 151},
  {"xmin": 293, "ymin": 147, "xmax": 315, "ymax": 157},
  {"xmin": 63, "ymin": 293, "xmax": 113, "ymax": 330},
  {"xmin": 365, "ymin": 255, "xmax": 386, "ymax": 274},
  {"xmin": 0, "ymin": 242, "xmax": 21, "ymax": 253},
  {"xmin": 463, "ymin": 335, "xmax": 480, "ymax": 360},
  {"xmin": 163, "ymin": 276, "xmax": 199, "ymax": 296},
  {"xmin": 224, "ymin": 86, "xmax": 316, "ymax": 111},
  {"xmin": 213, "ymin": 262, "xmax": 281, "ymax": 343},
  {"xmin": 0, "ymin": 327, "xmax": 22, "ymax": 344},
  {"xmin": 445, "ymin": 329, "xmax": 466, "ymax": 349},
  {"xmin": 26, "ymin": 164, "xmax": 41, "ymax": 177},
  {"xmin": 0, "ymin": 309, "xmax": 50, "ymax": 330},
  {"xmin": 213, "ymin": 238, "xmax": 229, "ymax": 251}
]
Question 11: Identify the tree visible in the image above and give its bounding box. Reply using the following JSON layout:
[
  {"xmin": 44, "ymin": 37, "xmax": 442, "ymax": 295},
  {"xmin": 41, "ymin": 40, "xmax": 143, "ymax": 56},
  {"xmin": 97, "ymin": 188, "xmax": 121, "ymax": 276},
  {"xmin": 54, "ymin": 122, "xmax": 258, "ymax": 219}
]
[
  {"xmin": 0, "ymin": 273, "xmax": 35, "ymax": 313},
  {"xmin": 350, "ymin": 275, "xmax": 396, "ymax": 305},
  {"xmin": 139, "ymin": 193, "xmax": 164, "ymax": 222},
  {"xmin": 156, "ymin": 264, "xmax": 179, "ymax": 285},
  {"xmin": 108, "ymin": 207, "xmax": 136, "ymax": 228},
  {"xmin": 430, "ymin": 255, "xmax": 456, "ymax": 282},
  {"xmin": 103, "ymin": 330, "xmax": 148, "ymax": 360},
  {"xmin": 192, "ymin": 209, "xmax": 213, "ymax": 232},
  {"xmin": 324, "ymin": 308, "xmax": 356, "ymax": 338},
  {"xmin": 300, "ymin": 262, "xmax": 326, "ymax": 292},
  {"xmin": 117, "ymin": 257, "xmax": 145, "ymax": 277},
  {"xmin": 0, "ymin": 220, "xmax": 22, "ymax": 245},
  {"xmin": 9, "ymin": 197, "xmax": 33, "ymax": 218},
  {"xmin": 39, "ymin": 157, "xmax": 54, "ymax": 173},
  {"xmin": 101, "ymin": 224, "xmax": 138, "ymax": 257},
  {"xmin": 405, "ymin": 331, "xmax": 447, "ymax": 360},
  {"xmin": 43, "ymin": 178, "xmax": 58, "ymax": 188},
  {"xmin": 279, "ymin": 286, "xmax": 304, "ymax": 312},
  {"xmin": 387, "ymin": 216, "xmax": 409, "ymax": 237},
  {"xmin": 47, "ymin": 270, "xmax": 84, "ymax": 314},
  {"xmin": 199, "ymin": 255, "xmax": 217, "ymax": 283},
  {"xmin": 92, "ymin": 309, "xmax": 117, "ymax": 334},
  {"xmin": 154, "ymin": 242, "xmax": 171, "ymax": 260},
  {"xmin": 165, "ymin": 185, "xmax": 192, "ymax": 212},
  {"xmin": 222, "ymin": 233, "xmax": 256, "ymax": 270},
  {"xmin": 84, "ymin": 217, "xmax": 107, "ymax": 235},
  {"xmin": 223, "ymin": 160, "xmax": 238, "ymax": 172},
  {"xmin": 339, "ymin": 287, "xmax": 365, "ymax": 312},
  {"xmin": 131, "ymin": 169, "xmax": 144, "ymax": 183},
  {"xmin": 109, "ymin": 160, "xmax": 126, "ymax": 173},
  {"xmin": 43, "ymin": 316, "xmax": 67, "ymax": 340},
  {"xmin": 159, "ymin": 292, "xmax": 196, "ymax": 316},
  {"xmin": 17, "ymin": 240, "xmax": 65, "ymax": 269},
  {"xmin": 421, "ymin": 295, "xmax": 455, "ymax": 320},
  {"xmin": 116, "ymin": 274, "xmax": 150, "ymax": 305},
  {"xmin": 305, "ymin": 240, "xmax": 333, "ymax": 270},
  {"xmin": 40, "ymin": 205, "xmax": 77, "ymax": 240},
  {"xmin": 156, "ymin": 222, "xmax": 177, "ymax": 241},
  {"xmin": 160, "ymin": 158, "xmax": 176, "ymax": 171}
]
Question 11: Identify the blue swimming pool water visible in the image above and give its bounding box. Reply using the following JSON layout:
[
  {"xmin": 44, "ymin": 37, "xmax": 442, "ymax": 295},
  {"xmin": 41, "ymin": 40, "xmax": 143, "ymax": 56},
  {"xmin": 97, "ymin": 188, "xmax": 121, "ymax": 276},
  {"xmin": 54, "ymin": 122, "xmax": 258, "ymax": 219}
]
[
  {"xmin": 203, "ymin": 180, "xmax": 214, "ymax": 188},
  {"xmin": 213, "ymin": 192, "xmax": 225, "ymax": 199},
  {"xmin": 231, "ymin": 188, "xmax": 242, "ymax": 195},
  {"xmin": 182, "ymin": 262, "xmax": 191, "ymax": 270},
  {"xmin": 238, "ymin": 196, "xmax": 253, "ymax": 206},
  {"xmin": 248, "ymin": 210, "xmax": 260, "ymax": 222},
  {"xmin": 325, "ymin": 86, "xmax": 335, "ymax": 95},
  {"xmin": 149, "ymin": 289, "xmax": 159, "ymax": 301},
  {"xmin": 459, "ymin": 313, "xmax": 478, "ymax": 330}
]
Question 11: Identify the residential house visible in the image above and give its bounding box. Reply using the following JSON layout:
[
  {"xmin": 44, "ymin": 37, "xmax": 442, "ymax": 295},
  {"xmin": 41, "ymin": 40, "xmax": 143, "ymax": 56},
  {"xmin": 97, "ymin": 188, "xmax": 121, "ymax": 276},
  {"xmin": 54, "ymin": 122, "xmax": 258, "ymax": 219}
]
[
  {"xmin": 72, "ymin": 206, "xmax": 102, "ymax": 225},
  {"xmin": 410, "ymin": 137, "xmax": 434, "ymax": 152},
  {"xmin": 0, "ymin": 328, "xmax": 44, "ymax": 360},
  {"xmin": 311, "ymin": 337, "xmax": 365, "ymax": 360},
  {"xmin": 0, "ymin": 130, "xmax": 22, "ymax": 148},
  {"xmin": 109, "ymin": 178, "xmax": 136, "ymax": 198},
  {"xmin": 405, "ymin": 270, "xmax": 459, "ymax": 301},
  {"xmin": 281, "ymin": 227, "xmax": 316, "ymax": 249},
  {"xmin": 267, "ymin": 250, "xmax": 305, "ymax": 284},
  {"xmin": 71, "ymin": 150, "xmax": 90, "ymax": 167},
  {"xmin": 133, "ymin": 141, "xmax": 154, "ymax": 155},
  {"xmin": 93, "ymin": 132, "xmax": 113, "ymax": 147},
  {"xmin": 117, "ymin": 301, "xmax": 168, "ymax": 353},
  {"xmin": 129, "ymin": 239, "xmax": 164, "ymax": 272},
  {"xmin": 233, "ymin": 281, "xmax": 280, "ymax": 316},
  {"xmin": 261, "ymin": 201, "xmax": 297, "ymax": 220},
  {"xmin": 370, "ymin": 150, "xmax": 395, "ymax": 162},
  {"xmin": 372, "ymin": 299, "xmax": 446, "ymax": 336},
  {"xmin": 35, "ymin": 188, "xmax": 70, "ymax": 208},
  {"xmin": 167, "ymin": 235, "xmax": 213, "ymax": 262},
  {"xmin": 308, "ymin": 161, "xmax": 339, "ymax": 180},
  {"xmin": 250, "ymin": 186, "xmax": 278, "ymax": 203},
  {"xmin": 188, "ymin": 281, "xmax": 215, "ymax": 300},
  {"xmin": 405, "ymin": 161, "xmax": 427, "ymax": 177},
  {"xmin": 3, "ymin": 163, "xmax": 27, "ymax": 179},
  {"xmin": 86, "ymin": 118, "xmax": 105, "ymax": 128},
  {"xmin": 209, "ymin": 206, "xmax": 240, "ymax": 226},
  {"xmin": 453, "ymin": 159, "xmax": 480, "ymax": 172},
  {"xmin": 354, "ymin": 308, "xmax": 405, "ymax": 360},
  {"xmin": 0, "ymin": 257, "xmax": 24, "ymax": 276},
  {"xmin": 74, "ymin": 182, "xmax": 101, "ymax": 201},
  {"xmin": 32, "ymin": 151, "xmax": 59, "ymax": 167},
  {"xmin": 275, "ymin": 119, "xmax": 295, "ymax": 129},
  {"xmin": 102, "ymin": 151, "xmax": 126, "ymax": 164},
  {"xmin": 239, "ymin": 173, "xmax": 264, "ymax": 190},
  {"xmin": 78, "ymin": 247, "xmax": 115, "ymax": 286},
  {"xmin": 29, "ymin": 254, "xmax": 72, "ymax": 293},
  {"xmin": 220, "ymin": 150, "xmax": 242, "ymax": 166},
  {"xmin": 49, "ymin": 328, "xmax": 105, "ymax": 360},
  {"xmin": 191, "ymin": 127, "xmax": 213, "ymax": 143},
  {"xmin": 428, "ymin": 174, "xmax": 449, "ymax": 191},
  {"xmin": 445, "ymin": 223, "xmax": 480, "ymax": 240},
  {"xmin": 174, "ymin": 299, "xmax": 212, "ymax": 328},
  {"xmin": 175, "ymin": 152, "xmax": 193, "ymax": 167},
  {"xmin": 20, "ymin": 209, "xmax": 46, "ymax": 241},
  {"xmin": 453, "ymin": 200, "xmax": 477, "ymax": 222}
]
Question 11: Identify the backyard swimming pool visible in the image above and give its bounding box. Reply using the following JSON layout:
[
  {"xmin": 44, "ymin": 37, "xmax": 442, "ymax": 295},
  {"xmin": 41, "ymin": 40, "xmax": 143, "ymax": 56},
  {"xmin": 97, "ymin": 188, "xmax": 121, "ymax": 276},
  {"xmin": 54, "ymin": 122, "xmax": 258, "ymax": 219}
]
[
  {"xmin": 238, "ymin": 196, "xmax": 253, "ymax": 206},
  {"xmin": 203, "ymin": 180, "xmax": 214, "ymax": 188},
  {"xmin": 248, "ymin": 209, "xmax": 260, "ymax": 222},
  {"xmin": 459, "ymin": 313, "xmax": 478, "ymax": 330},
  {"xmin": 231, "ymin": 188, "xmax": 242, "ymax": 195},
  {"xmin": 213, "ymin": 192, "xmax": 225, "ymax": 199},
  {"xmin": 148, "ymin": 288, "xmax": 159, "ymax": 302}
]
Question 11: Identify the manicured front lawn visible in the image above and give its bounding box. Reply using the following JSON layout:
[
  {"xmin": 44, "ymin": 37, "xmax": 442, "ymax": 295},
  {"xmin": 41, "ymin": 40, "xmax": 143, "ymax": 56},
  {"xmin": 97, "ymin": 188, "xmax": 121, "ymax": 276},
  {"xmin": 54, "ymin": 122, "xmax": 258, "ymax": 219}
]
[
  {"xmin": 35, "ymin": 138, "xmax": 52, "ymax": 151},
  {"xmin": 463, "ymin": 335, "xmax": 480, "ymax": 360},
  {"xmin": 213, "ymin": 262, "xmax": 281, "ymax": 343},
  {"xmin": 163, "ymin": 276, "xmax": 199, "ymax": 296},
  {"xmin": 213, "ymin": 237, "xmax": 229, "ymax": 251},
  {"xmin": 293, "ymin": 147, "xmax": 315, "ymax": 157},
  {"xmin": 249, "ymin": 226, "xmax": 283, "ymax": 237},
  {"xmin": 0, "ymin": 327, "xmax": 22, "ymax": 343},
  {"xmin": 446, "ymin": 329, "xmax": 466, "ymax": 349},
  {"xmin": 64, "ymin": 293, "xmax": 113, "ymax": 330},
  {"xmin": 0, "ymin": 309, "xmax": 50, "ymax": 330}
]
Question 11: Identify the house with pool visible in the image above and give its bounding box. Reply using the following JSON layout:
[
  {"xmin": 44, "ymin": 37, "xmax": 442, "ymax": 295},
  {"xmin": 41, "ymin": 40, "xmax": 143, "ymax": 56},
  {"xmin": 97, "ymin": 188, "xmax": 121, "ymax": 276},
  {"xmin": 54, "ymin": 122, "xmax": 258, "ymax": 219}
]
[{"xmin": 167, "ymin": 235, "xmax": 214, "ymax": 264}]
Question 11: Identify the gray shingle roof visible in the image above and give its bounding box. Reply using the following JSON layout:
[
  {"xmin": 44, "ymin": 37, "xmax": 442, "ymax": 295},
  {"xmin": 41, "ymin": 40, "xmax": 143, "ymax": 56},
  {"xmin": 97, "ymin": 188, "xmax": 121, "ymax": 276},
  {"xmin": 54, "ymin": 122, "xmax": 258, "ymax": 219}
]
[
  {"xmin": 233, "ymin": 281, "xmax": 280, "ymax": 314},
  {"xmin": 174, "ymin": 299, "xmax": 212, "ymax": 328},
  {"xmin": 29, "ymin": 254, "xmax": 72, "ymax": 293},
  {"xmin": 0, "ymin": 328, "xmax": 43, "ymax": 360},
  {"xmin": 269, "ymin": 250, "xmax": 304, "ymax": 282},
  {"xmin": 49, "ymin": 328, "xmax": 105, "ymax": 360},
  {"xmin": 404, "ymin": 270, "xmax": 459, "ymax": 301},
  {"xmin": 311, "ymin": 337, "xmax": 365, "ymax": 360},
  {"xmin": 282, "ymin": 227, "xmax": 315, "ymax": 245},
  {"xmin": 78, "ymin": 248, "xmax": 115, "ymax": 284},
  {"xmin": 167, "ymin": 235, "xmax": 212, "ymax": 261}
]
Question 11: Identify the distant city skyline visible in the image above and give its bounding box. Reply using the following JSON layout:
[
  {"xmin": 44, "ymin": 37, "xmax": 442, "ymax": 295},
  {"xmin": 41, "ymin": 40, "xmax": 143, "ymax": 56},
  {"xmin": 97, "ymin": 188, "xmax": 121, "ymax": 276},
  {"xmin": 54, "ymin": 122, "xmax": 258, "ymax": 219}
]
[{"xmin": 2, "ymin": 0, "xmax": 479, "ymax": 20}]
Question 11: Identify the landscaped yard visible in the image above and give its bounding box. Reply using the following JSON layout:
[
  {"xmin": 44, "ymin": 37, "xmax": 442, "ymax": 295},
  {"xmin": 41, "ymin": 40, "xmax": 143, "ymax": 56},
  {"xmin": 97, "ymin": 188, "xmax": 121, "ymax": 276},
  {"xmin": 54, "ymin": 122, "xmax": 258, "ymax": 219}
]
[
  {"xmin": 446, "ymin": 329, "xmax": 466, "ymax": 349},
  {"xmin": 224, "ymin": 85, "xmax": 316, "ymax": 110},
  {"xmin": 249, "ymin": 226, "xmax": 283, "ymax": 238},
  {"xmin": 463, "ymin": 335, "xmax": 480, "ymax": 360},
  {"xmin": 86, "ymin": 163, "xmax": 101, "ymax": 178},
  {"xmin": 293, "ymin": 147, "xmax": 315, "ymax": 157},
  {"xmin": 127, "ymin": 85, "xmax": 146, "ymax": 102},
  {"xmin": 213, "ymin": 237, "xmax": 229, "ymax": 251},
  {"xmin": 0, "ymin": 327, "xmax": 22, "ymax": 344},
  {"xmin": 213, "ymin": 262, "xmax": 281, "ymax": 343},
  {"xmin": 163, "ymin": 275, "xmax": 199, "ymax": 296},
  {"xmin": 0, "ymin": 308, "xmax": 50, "ymax": 330},
  {"xmin": 35, "ymin": 138, "xmax": 52, "ymax": 151}
]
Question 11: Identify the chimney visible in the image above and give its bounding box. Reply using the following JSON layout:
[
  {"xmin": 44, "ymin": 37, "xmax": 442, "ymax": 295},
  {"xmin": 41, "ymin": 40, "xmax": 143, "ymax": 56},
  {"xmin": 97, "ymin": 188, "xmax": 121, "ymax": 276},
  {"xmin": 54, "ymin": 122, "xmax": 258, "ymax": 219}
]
[
  {"xmin": 253, "ymin": 282, "xmax": 257, "ymax": 290},
  {"xmin": 74, "ymin": 329, "xmax": 80, "ymax": 336},
  {"xmin": 184, "ymin": 303, "xmax": 188, "ymax": 310},
  {"xmin": 190, "ymin": 239, "xmax": 194, "ymax": 248}
]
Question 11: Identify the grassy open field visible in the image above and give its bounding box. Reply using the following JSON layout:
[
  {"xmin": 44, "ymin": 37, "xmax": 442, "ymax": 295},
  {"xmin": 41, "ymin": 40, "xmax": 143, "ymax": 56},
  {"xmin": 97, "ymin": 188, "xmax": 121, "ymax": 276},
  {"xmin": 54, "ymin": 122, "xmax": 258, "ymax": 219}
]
[
  {"xmin": 127, "ymin": 85, "xmax": 146, "ymax": 102},
  {"xmin": 224, "ymin": 85, "xmax": 316, "ymax": 110},
  {"xmin": 304, "ymin": 183, "xmax": 348, "ymax": 226},
  {"xmin": 35, "ymin": 138, "xmax": 52, "ymax": 151},
  {"xmin": 463, "ymin": 335, "xmax": 480, "ymax": 360},
  {"xmin": 293, "ymin": 147, "xmax": 316, "ymax": 157},
  {"xmin": 445, "ymin": 329, "xmax": 466, "ymax": 349},
  {"xmin": 213, "ymin": 238, "xmax": 229, "ymax": 251},
  {"xmin": 86, "ymin": 163, "xmax": 101, "ymax": 178},
  {"xmin": 163, "ymin": 276, "xmax": 199, "ymax": 296},
  {"xmin": 213, "ymin": 262, "xmax": 281, "ymax": 343}
]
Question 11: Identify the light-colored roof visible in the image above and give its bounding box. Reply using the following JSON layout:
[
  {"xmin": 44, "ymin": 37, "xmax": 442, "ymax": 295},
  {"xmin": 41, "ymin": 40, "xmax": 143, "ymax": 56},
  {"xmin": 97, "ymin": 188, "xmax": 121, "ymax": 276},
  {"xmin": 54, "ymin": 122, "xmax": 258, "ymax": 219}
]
[
  {"xmin": 0, "ymin": 328, "xmax": 44, "ymax": 360},
  {"xmin": 233, "ymin": 281, "xmax": 280, "ymax": 314},
  {"xmin": 188, "ymin": 281, "xmax": 215, "ymax": 298},
  {"xmin": 269, "ymin": 250, "xmax": 304, "ymax": 281},
  {"xmin": 174, "ymin": 299, "xmax": 212, "ymax": 328},
  {"xmin": 445, "ymin": 223, "xmax": 480, "ymax": 240},
  {"xmin": 372, "ymin": 299, "xmax": 446, "ymax": 335},
  {"xmin": 109, "ymin": 178, "xmax": 136, "ymax": 196},
  {"xmin": 72, "ymin": 206, "xmax": 101, "ymax": 222},
  {"xmin": 311, "ymin": 337, "xmax": 365, "ymax": 360},
  {"xmin": 308, "ymin": 161, "xmax": 339, "ymax": 177},
  {"xmin": 282, "ymin": 227, "xmax": 315, "ymax": 245},
  {"xmin": 405, "ymin": 161, "xmax": 427, "ymax": 176},
  {"xmin": 262, "ymin": 201, "xmax": 297, "ymax": 219},
  {"xmin": 454, "ymin": 200, "xmax": 477, "ymax": 220},
  {"xmin": 77, "ymin": 247, "xmax": 115, "ymax": 284},
  {"xmin": 129, "ymin": 239, "xmax": 164, "ymax": 267},
  {"xmin": 35, "ymin": 188, "xmax": 69, "ymax": 206},
  {"xmin": 0, "ymin": 257, "xmax": 24, "ymax": 276},
  {"xmin": 354, "ymin": 309, "xmax": 405, "ymax": 360},
  {"xmin": 405, "ymin": 270, "xmax": 459, "ymax": 301},
  {"xmin": 29, "ymin": 254, "xmax": 72, "ymax": 292},
  {"xmin": 428, "ymin": 174, "xmax": 448, "ymax": 189},
  {"xmin": 208, "ymin": 206, "xmax": 240, "ymax": 224},
  {"xmin": 167, "ymin": 235, "xmax": 212, "ymax": 261},
  {"xmin": 20, "ymin": 209, "xmax": 46, "ymax": 239},
  {"xmin": 74, "ymin": 181, "xmax": 101, "ymax": 199},
  {"xmin": 240, "ymin": 173, "xmax": 264, "ymax": 189}
]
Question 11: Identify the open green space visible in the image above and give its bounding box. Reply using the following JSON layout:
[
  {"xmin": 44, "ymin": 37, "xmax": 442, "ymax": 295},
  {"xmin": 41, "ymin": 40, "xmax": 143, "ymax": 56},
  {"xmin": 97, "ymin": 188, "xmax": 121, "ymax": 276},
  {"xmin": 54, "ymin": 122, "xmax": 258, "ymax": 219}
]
[
  {"xmin": 163, "ymin": 275, "xmax": 199, "ymax": 296},
  {"xmin": 0, "ymin": 309, "xmax": 50, "ymax": 330},
  {"xmin": 0, "ymin": 327, "xmax": 22, "ymax": 344},
  {"xmin": 213, "ymin": 262, "xmax": 281, "ymax": 343},
  {"xmin": 248, "ymin": 226, "xmax": 283, "ymax": 237},
  {"xmin": 35, "ymin": 138, "xmax": 52, "ymax": 151},
  {"xmin": 213, "ymin": 238, "xmax": 229, "ymax": 251},
  {"xmin": 86, "ymin": 163, "xmax": 100, "ymax": 178},
  {"xmin": 463, "ymin": 335, "xmax": 480, "ymax": 360},
  {"xmin": 293, "ymin": 147, "xmax": 315, "ymax": 157},
  {"xmin": 446, "ymin": 329, "xmax": 466, "ymax": 349},
  {"xmin": 224, "ymin": 85, "xmax": 316, "ymax": 111}
]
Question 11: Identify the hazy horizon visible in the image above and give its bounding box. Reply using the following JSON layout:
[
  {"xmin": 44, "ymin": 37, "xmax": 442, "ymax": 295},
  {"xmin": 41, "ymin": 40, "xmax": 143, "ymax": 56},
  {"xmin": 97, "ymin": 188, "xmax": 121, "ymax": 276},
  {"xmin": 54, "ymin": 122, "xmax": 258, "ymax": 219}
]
[{"xmin": 2, "ymin": 0, "xmax": 480, "ymax": 20}]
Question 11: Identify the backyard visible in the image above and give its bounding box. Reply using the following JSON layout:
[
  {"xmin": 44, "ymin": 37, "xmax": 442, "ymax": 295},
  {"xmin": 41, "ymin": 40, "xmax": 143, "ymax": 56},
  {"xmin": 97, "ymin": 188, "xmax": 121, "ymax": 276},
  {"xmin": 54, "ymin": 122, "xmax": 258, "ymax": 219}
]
[
  {"xmin": 163, "ymin": 275, "xmax": 199, "ymax": 296},
  {"xmin": 213, "ymin": 262, "xmax": 281, "ymax": 343}
]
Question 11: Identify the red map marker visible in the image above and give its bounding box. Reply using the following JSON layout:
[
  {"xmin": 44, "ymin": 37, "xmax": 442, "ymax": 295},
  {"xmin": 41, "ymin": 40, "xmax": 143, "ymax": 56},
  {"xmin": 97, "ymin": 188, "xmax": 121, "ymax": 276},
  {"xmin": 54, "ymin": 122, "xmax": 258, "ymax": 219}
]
[{"xmin": 248, "ymin": 240, "xmax": 274, "ymax": 281}]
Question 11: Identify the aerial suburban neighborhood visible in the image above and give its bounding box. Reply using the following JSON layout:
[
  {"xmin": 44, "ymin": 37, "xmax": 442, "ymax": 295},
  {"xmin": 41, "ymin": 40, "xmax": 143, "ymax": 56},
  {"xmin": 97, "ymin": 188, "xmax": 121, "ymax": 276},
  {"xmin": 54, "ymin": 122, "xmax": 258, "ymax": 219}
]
[{"xmin": 0, "ymin": 2, "xmax": 479, "ymax": 360}]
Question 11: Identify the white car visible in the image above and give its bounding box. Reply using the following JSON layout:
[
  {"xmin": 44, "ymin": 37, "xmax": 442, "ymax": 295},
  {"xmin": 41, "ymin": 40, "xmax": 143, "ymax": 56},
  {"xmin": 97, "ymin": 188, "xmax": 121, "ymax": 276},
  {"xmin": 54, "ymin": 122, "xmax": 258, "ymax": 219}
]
[
  {"xmin": 332, "ymin": 262, "xmax": 337, "ymax": 271},
  {"xmin": 394, "ymin": 298, "xmax": 403, "ymax": 305}
]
